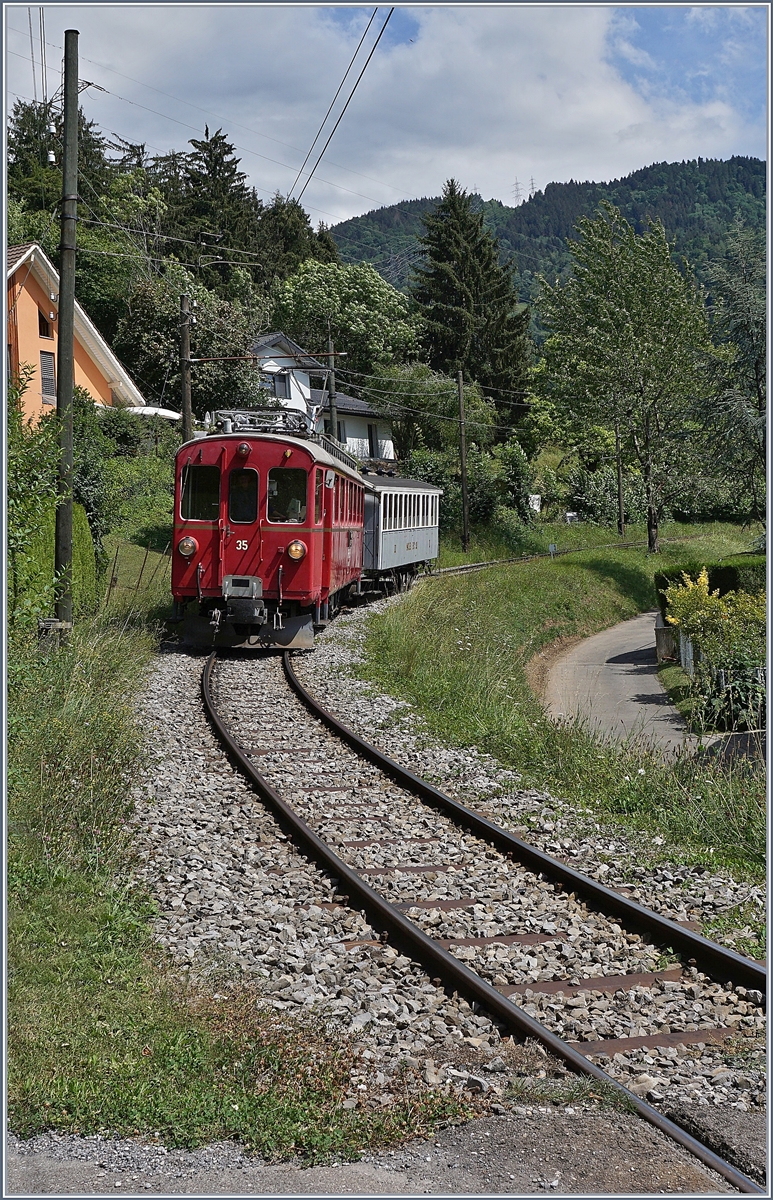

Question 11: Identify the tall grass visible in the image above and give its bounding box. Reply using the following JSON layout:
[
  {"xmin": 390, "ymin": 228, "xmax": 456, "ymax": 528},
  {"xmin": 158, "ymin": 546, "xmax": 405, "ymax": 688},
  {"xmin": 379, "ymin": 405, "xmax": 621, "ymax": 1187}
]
[{"xmin": 362, "ymin": 535, "xmax": 765, "ymax": 876}]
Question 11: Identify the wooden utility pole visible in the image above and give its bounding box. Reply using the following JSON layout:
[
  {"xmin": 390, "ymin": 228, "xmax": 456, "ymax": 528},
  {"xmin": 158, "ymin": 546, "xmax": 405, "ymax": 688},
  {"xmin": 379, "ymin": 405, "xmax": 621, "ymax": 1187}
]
[
  {"xmin": 327, "ymin": 331, "xmax": 337, "ymax": 440},
  {"xmin": 54, "ymin": 28, "xmax": 79, "ymax": 631},
  {"xmin": 458, "ymin": 369, "xmax": 470, "ymax": 552},
  {"xmin": 615, "ymin": 419, "xmax": 625, "ymax": 537},
  {"xmin": 180, "ymin": 295, "xmax": 192, "ymax": 443}
]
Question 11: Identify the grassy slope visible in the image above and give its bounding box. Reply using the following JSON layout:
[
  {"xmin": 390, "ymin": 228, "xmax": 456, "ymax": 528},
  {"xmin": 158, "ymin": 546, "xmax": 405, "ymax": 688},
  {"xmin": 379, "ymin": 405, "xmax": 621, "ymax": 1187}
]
[{"xmin": 361, "ymin": 522, "xmax": 765, "ymax": 878}]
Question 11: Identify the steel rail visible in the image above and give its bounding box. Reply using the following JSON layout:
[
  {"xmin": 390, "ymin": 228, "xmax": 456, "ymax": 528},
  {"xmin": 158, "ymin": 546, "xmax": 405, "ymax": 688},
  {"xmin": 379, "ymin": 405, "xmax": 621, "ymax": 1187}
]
[
  {"xmin": 283, "ymin": 653, "xmax": 765, "ymax": 993},
  {"xmin": 202, "ymin": 652, "xmax": 763, "ymax": 1194}
]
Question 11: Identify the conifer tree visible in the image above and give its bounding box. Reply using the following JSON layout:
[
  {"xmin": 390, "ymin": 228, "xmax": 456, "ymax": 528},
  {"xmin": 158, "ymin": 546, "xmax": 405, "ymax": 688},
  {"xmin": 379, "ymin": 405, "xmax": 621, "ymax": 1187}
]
[{"xmin": 410, "ymin": 179, "xmax": 530, "ymax": 419}]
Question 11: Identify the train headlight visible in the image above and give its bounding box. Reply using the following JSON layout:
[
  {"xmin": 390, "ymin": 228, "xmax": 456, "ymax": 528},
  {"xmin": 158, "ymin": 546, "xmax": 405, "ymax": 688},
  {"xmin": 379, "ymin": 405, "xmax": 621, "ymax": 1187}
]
[
  {"xmin": 178, "ymin": 535, "xmax": 199, "ymax": 558},
  {"xmin": 287, "ymin": 539, "xmax": 307, "ymax": 561},
  {"xmin": 236, "ymin": 441, "xmax": 251, "ymax": 456}
]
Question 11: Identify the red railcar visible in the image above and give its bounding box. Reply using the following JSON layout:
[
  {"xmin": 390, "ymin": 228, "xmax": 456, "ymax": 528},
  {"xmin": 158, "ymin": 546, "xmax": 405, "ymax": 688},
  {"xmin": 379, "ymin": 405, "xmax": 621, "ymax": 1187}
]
[{"xmin": 171, "ymin": 411, "xmax": 365, "ymax": 649}]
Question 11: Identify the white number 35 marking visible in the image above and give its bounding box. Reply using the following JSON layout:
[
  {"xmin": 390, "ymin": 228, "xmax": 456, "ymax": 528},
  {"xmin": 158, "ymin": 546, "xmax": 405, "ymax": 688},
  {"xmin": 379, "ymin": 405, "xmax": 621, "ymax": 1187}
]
[{"xmin": 235, "ymin": 539, "xmax": 249, "ymax": 550}]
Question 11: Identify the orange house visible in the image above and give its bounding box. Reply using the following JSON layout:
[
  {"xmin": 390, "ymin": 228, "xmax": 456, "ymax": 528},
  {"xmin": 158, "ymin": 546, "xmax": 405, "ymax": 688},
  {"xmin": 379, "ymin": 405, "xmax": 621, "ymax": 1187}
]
[{"xmin": 7, "ymin": 242, "xmax": 146, "ymax": 422}]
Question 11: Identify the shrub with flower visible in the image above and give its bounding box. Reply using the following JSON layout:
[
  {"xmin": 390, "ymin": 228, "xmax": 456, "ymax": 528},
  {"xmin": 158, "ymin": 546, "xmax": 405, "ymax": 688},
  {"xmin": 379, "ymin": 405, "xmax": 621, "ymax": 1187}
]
[{"xmin": 665, "ymin": 569, "xmax": 765, "ymax": 731}]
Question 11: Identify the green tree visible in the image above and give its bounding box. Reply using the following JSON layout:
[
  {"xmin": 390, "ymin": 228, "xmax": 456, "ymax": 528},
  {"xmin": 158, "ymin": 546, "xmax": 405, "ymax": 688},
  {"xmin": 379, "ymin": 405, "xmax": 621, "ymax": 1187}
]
[
  {"xmin": 255, "ymin": 196, "xmax": 339, "ymax": 288},
  {"xmin": 411, "ymin": 179, "xmax": 531, "ymax": 420},
  {"xmin": 538, "ymin": 203, "xmax": 716, "ymax": 551},
  {"xmin": 271, "ymin": 260, "xmax": 418, "ymax": 376},
  {"xmin": 699, "ymin": 217, "xmax": 766, "ymax": 518},
  {"xmin": 359, "ymin": 363, "xmax": 495, "ymax": 459},
  {"xmin": 112, "ymin": 260, "xmax": 269, "ymax": 416}
]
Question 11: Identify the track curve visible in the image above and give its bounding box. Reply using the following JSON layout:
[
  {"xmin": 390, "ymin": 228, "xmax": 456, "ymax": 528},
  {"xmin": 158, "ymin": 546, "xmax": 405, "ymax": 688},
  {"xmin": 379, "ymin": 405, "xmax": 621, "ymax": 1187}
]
[{"xmin": 202, "ymin": 650, "xmax": 765, "ymax": 1194}]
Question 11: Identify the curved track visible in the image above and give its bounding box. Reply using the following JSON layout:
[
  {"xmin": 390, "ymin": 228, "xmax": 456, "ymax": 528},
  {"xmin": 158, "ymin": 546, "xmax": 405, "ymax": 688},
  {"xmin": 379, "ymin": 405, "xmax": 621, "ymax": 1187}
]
[{"xmin": 202, "ymin": 650, "xmax": 765, "ymax": 1194}]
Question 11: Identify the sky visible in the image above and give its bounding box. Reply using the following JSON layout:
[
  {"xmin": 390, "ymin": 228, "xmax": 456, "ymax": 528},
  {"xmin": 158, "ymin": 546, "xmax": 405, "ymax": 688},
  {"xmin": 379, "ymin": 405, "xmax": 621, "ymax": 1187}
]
[{"xmin": 4, "ymin": 4, "xmax": 769, "ymax": 226}]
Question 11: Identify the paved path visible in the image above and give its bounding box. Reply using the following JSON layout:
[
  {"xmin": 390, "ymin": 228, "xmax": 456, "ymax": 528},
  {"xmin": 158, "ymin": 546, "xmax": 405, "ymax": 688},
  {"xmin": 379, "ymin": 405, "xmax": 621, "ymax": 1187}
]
[{"xmin": 544, "ymin": 610, "xmax": 696, "ymax": 755}]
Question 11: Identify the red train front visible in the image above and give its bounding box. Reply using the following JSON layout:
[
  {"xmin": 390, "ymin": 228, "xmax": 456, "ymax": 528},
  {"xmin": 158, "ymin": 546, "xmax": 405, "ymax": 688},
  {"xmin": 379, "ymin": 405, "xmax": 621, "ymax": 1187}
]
[{"xmin": 171, "ymin": 410, "xmax": 365, "ymax": 649}]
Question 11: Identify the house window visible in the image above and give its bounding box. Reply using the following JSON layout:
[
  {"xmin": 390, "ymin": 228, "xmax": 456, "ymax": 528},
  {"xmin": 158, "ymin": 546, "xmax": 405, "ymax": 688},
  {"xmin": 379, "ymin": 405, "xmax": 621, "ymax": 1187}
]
[
  {"xmin": 367, "ymin": 423, "xmax": 379, "ymax": 458},
  {"xmin": 38, "ymin": 310, "xmax": 52, "ymax": 338},
  {"xmin": 273, "ymin": 372, "xmax": 290, "ymax": 400},
  {"xmin": 40, "ymin": 351, "xmax": 56, "ymax": 404},
  {"xmin": 336, "ymin": 420, "xmax": 346, "ymax": 444}
]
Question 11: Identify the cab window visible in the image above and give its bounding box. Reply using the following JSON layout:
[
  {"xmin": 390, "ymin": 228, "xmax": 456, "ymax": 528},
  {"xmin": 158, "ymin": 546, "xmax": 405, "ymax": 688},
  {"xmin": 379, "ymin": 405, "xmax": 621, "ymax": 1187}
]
[
  {"xmin": 181, "ymin": 464, "xmax": 220, "ymax": 520},
  {"xmin": 229, "ymin": 468, "xmax": 258, "ymax": 523},
  {"xmin": 315, "ymin": 468, "xmax": 323, "ymax": 523},
  {"xmin": 267, "ymin": 467, "xmax": 307, "ymax": 523}
]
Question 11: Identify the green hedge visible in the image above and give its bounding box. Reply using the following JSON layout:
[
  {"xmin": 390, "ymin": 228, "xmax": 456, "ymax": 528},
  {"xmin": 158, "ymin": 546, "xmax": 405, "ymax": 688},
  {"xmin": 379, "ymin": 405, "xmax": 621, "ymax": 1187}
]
[
  {"xmin": 16, "ymin": 502, "xmax": 98, "ymax": 619},
  {"xmin": 655, "ymin": 555, "xmax": 766, "ymax": 618}
]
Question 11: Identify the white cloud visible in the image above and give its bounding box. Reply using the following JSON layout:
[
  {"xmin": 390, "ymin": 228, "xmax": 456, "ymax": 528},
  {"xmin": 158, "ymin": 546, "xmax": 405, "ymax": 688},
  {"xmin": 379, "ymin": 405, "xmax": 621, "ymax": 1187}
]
[{"xmin": 4, "ymin": 4, "xmax": 767, "ymax": 224}]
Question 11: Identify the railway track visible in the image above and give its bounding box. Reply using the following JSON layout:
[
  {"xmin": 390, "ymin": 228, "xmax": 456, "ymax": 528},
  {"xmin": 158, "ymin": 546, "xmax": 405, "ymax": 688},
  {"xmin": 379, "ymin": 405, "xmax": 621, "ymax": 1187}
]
[{"xmin": 202, "ymin": 648, "xmax": 766, "ymax": 1194}]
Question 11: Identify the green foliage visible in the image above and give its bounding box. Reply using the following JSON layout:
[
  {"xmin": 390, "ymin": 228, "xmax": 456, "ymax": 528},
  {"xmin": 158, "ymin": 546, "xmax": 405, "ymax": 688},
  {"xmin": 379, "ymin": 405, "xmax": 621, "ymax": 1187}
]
[
  {"xmin": 271, "ymin": 260, "xmax": 418, "ymax": 376},
  {"xmin": 697, "ymin": 217, "xmax": 766, "ymax": 518},
  {"xmin": 7, "ymin": 367, "xmax": 60, "ymax": 625},
  {"xmin": 664, "ymin": 570, "xmax": 766, "ymax": 731},
  {"xmin": 568, "ymin": 465, "xmax": 648, "ymax": 526},
  {"xmin": 360, "ymin": 363, "xmax": 494, "ymax": 458},
  {"xmin": 112, "ymin": 259, "xmax": 268, "ymax": 414},
  {"xmin": 102, "ymin": 456, "xmax": 175, "ymax": 543},
  {"xmin": 654, "ymin": 555, "xmax": 766, "ymax": 618},
  {"xmin": 17, "ymin": 502, "xmax": 98, "ymax": 623},
  {"xmin": 492, "ymin": 438, "xmax": 533, "ymax": 523},
  {"xmin": 537, "ymin": 202, "xmax": 717, "ymax": 550},
  {"xmin": 411, "ymin": 179, "xmax": 531, "ymax": 415}
]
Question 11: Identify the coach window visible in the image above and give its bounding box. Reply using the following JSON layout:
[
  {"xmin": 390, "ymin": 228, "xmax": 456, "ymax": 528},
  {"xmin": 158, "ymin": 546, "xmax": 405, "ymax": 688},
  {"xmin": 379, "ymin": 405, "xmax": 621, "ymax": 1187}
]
[
  {"xmin": 267, "ymin": 467, "xmax": 307, "ymax": 523},
  {"xmin": 315, "ymin": 469, "xmax": 323, "ymax": 523},
  {"xmin": 229, "ymin": 468, "xmax": 258, "ymax": 523},
  {"xmin": 181, "ymin": 464, "xmax": 220, "ymax": 521}
]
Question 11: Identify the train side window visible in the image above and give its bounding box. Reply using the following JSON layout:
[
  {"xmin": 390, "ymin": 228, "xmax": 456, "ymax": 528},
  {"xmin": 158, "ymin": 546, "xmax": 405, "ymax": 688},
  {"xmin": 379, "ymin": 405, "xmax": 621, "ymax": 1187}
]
[
  {"xmin": 228, "ymin": 468, "xmax": 258, "ymax": 523},
  {"xmin": 181, "ymin": 464, "xmax": 220, "ymax": 520},
  {"xmin": 267, "ymin": 467, "xmax": 307, "ymax": 523},
  {"xmin": 315, "ymin": 469, "xmax": 323, "ymax": 523}
]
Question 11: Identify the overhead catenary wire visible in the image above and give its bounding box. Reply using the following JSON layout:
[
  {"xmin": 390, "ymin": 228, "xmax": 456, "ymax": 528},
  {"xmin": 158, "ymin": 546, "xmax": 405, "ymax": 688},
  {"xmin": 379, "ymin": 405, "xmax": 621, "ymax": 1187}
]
[
  {"xmin": 297, "ymin": 8, "xmax": 395, "ymax": 205},
  {"xmin": 7, "ymin": 19, "xmax": 415, "ymax": 200},
  {"xmin": 288, "ymin": 7, "xmax": 379, "ymax": 200}
]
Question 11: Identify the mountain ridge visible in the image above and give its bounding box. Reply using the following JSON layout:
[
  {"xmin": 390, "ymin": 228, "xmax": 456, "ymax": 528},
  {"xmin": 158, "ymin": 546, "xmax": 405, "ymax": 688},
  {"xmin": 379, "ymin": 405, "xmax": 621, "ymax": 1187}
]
[{"xmin": 331, "ymin": 156, "xmax": 766, "ymax": 300}]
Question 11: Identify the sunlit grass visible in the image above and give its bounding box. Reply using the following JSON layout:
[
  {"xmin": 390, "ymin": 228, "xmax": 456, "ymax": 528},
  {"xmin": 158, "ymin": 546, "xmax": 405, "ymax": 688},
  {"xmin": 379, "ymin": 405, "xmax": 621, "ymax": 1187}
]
[{"xmin": 363, "ymin": 526, "xmax": 765, "ymax": 878}]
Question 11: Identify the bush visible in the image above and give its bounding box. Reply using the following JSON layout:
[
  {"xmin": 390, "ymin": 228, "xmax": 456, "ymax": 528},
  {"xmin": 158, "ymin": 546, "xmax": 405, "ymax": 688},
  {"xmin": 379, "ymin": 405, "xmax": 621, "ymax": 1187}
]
[
  {"xmin": 15, "ymin": 502, "xmax": 98, "ymax": 624},
  {"xmin": 654, "ymin": 555, "xmax": 766, "ymax": 618},
  {"xmin": 493, "ymin": 438, "xmax": 533, "ymax": 522},
  {"xmin": 664, "ymin": 569, "xmax": 766, "ymax": 731},
  {"xmin": 102, "ymin": 456, "xmax": 175, "ymax": 541},
  {"xmin": 568, "ymin": 465, "xmax": 648, "ymax": 525}
]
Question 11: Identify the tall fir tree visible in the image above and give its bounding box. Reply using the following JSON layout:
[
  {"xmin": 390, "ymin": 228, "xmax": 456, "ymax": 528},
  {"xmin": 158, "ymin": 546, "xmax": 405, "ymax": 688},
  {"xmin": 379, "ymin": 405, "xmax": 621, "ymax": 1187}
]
[{"xmin": 410, "ymin": 179, "xmax": 531, "ymax": 419}]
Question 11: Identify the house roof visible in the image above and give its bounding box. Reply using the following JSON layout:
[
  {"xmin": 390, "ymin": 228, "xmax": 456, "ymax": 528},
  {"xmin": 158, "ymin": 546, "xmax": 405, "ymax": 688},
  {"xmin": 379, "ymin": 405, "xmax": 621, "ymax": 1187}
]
[
  {"xmin": 7, "ymin": 243, "xmax": 146, "ymax": 407},
  {"xmin": 249, "ymin": 331, "xmax": 326, "ymax": 373},
  {"xmin": 310, "ymin": 388, "xmax": 383, "ymax": 418}
]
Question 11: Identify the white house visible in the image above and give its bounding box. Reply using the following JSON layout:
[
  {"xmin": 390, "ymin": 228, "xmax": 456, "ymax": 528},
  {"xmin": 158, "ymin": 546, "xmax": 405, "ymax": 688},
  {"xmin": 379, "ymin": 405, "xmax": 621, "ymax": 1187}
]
[{"xmin": 249, "ymin": 330, "xmax": 396, "ymax": 463}]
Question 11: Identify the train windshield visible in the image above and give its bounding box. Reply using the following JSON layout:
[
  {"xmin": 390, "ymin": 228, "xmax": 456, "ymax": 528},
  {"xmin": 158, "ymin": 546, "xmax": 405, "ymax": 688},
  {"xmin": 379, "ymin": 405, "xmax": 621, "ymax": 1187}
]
[
  {"xmin": 267, "ymin": 467, "xmax": 307, "ymax": 523},
  {"xmin": 181, "ymin": 464, "xmax": 220, "ymax": 520},
  {"xmin": 229, "ymin": 468, "xmax": 258, "ymax": 523}
]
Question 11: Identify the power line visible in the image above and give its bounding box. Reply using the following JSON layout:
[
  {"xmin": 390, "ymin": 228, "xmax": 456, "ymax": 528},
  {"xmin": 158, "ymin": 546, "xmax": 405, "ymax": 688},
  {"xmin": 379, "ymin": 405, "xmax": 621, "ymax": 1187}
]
[
  {"xmin": 297, "ymin": 8, "xmax": 395, "ymax": 205},
  {"xmin": 288, "ymin": 7, "xmax": 378, "ymax": 200},
  {"xmin": 334, "ymin": 363, "xmax": 531, "ymax": 400},
  {"xmin": 7, "ymin": 19, "xmax": 415, "ymax": 200}
]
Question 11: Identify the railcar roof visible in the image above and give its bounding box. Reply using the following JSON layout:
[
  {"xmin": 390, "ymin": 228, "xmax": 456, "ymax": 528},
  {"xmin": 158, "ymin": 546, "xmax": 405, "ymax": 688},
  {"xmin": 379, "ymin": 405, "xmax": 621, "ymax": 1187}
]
[
  {"xmin": 361, "ymin": 475, "xmax": 443, "ymax": 493},
  {"xmin": 176, "ymin": 433, "xmax": 363, "ymax": 479}
]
